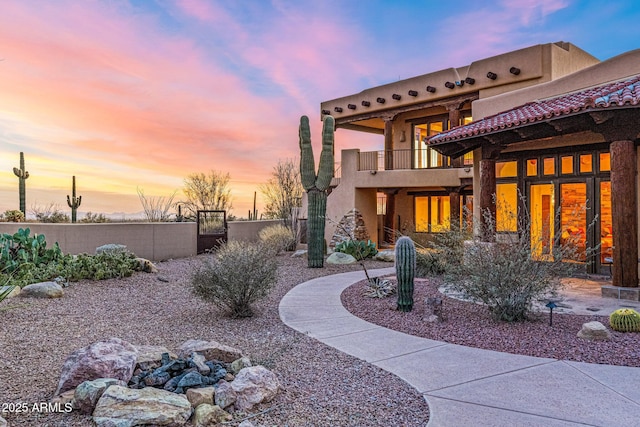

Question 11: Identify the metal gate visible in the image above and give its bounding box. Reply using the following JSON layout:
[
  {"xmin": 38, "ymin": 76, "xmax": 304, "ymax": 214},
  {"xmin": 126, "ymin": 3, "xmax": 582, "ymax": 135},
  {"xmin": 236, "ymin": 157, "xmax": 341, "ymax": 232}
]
[{"xmin": 197, "ymin": 210, "xmax": 227, "ymax": 254}]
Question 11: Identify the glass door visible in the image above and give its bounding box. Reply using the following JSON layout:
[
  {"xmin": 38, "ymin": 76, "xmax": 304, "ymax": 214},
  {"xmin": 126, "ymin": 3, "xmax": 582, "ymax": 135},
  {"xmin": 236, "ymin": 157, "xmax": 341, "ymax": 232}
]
[
  {"xmin": 530, "ymin": 184, "xmax": 554, "ymax": 259},
  {"xmin": 559, "ymin": 183, "xmax": 588, "ymax": 262}
]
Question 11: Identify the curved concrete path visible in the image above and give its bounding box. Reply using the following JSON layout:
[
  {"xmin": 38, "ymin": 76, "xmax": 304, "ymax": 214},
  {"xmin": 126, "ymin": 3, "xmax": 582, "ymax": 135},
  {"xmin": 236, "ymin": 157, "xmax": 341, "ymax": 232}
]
[{"xmin": 279, "ymin": 268, "xmax": 640, "ymax": 426}]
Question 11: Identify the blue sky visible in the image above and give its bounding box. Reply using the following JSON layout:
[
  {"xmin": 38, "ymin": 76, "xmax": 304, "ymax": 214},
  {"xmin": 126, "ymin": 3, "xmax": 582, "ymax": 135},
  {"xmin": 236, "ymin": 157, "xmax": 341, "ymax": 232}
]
[{"xmin": 0, "ymin": 0, "xmax": 638, "ymax": 217}]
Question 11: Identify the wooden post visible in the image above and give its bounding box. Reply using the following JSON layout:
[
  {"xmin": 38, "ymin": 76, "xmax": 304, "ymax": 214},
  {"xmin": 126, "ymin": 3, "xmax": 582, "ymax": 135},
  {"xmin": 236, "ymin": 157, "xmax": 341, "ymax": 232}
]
[
  {"xmin": 478, "ymin": 145, "xmax": 500, "ymax": 242},
  {"xmin": 448, "ymin": 188, "xmax": 460, "ymax": 230},
  {"xmin": 610, "ymin": 139, "xmax": 638, "ymax": 287},
  {"xmin": 384, "ymin": 118, "xmax": 394, "ymax": 170},
  {"xmin": 384, "ymin": 192, "xmax": 396, "ymax": 244}
]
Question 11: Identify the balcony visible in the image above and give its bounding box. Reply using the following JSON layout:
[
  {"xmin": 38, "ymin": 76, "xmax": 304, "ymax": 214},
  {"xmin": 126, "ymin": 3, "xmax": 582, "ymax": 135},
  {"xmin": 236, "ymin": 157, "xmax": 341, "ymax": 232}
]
[{"xmin": 358, "ymin": 149, "xmax": 473, "ymax": 171}]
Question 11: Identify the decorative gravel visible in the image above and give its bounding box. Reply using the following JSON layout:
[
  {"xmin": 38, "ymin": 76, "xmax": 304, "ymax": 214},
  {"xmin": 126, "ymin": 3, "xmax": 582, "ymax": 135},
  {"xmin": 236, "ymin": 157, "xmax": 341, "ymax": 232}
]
[
  {"xmin": 342, "ymin": 276, "xmax": 640, "ymax": 367},
  {"xmin": 0, "ymin": 255, "xmax": 428, "ymax": 427}
]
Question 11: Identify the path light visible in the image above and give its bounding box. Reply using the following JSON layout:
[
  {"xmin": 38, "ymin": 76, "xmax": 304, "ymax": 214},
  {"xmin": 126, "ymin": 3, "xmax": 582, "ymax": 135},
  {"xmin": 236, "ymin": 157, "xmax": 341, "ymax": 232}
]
[{"xmin": 546, "ymin": 301, "xmax": 558, "ymax": 326}]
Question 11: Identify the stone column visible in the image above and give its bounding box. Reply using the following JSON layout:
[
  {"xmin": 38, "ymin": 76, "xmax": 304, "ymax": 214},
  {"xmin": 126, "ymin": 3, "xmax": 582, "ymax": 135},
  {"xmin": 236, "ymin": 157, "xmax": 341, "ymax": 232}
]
[{"xmin": 610, "ymin": 139, "xmax": 638, "ymax": 288}]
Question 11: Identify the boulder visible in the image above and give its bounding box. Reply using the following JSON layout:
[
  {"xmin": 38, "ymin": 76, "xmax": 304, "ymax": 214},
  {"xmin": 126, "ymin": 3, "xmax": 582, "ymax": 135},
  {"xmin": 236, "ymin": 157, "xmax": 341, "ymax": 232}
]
[
  {"xmin": 50, "ymin": 389, "xmax": 76, "ymax": 409},
  {"xmin": 326, "ymin": 252, "xmax": 356, "ymax": 265},
  {"xmin": 20, "ymin": 281, "xmax": 63, "ymax": 298},
  {"xmin": 133, "ymin": 345, "xmax": 177, "ymax": 371},
  {"xmin": 192, "ymin": 404, "xmax": 232, "ymax": 427},
  {"xmin": 177, "ymin": 339, "xmax": 243, "ymax": 363},
  {"xmin": 54, "ymin": 338, "xmax": 138, "ymax": 396},
  {"xmin": 577, "ymin": 321, "xmax": 612, "ymax": 341},
  {"xmin": 0, "ymin": 285, "xmax": 21, "ymax": 299},
  {"xmin": 291, "ymin": 249, "xmax": 307, "ymax": 258},
  {"xmin": 186, "ymin": 387, "xmax": 215, "ymax": 408},
  {"xmin": 230, "ymin": 357, "xmax": 252, "ymax": 375},
  {"xmin": 75, "ymin": 378, "xmax": 126, "ymax": 415},
  {"xmin": 232, "ymin": 366, "xmax": 280, "ymax": 411},
  {"xmin": 135, "ymin": 257, "xmax": 158, "ymax": 273},
  {"xmin": 93, "ymin": 385, "xmax": 192, "ymax": 426},
  {"xmin": 190, "ymin": 352, "xmax": 211, "ymax": 375},
  {"xmin": 373, "ymin": 250, "xmax": 395, "ymax": 262},
  {"xmin": 0, "ymin": 415, "xmax": 6, "ymax": 427},
  {"xmin": 95, "ymin": 244, "xmax": 128, "ymax": 255},
  {"xmin": 213, "ymin": 380, "xmax": 236, "ymax": 409}
]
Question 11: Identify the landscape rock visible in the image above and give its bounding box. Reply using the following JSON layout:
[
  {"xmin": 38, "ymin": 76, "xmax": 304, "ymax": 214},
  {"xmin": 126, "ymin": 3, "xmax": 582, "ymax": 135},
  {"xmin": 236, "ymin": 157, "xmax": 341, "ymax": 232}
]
[
  {"xmin": 213, "ymin": 380, "xmax": 236, "ymax": 409},
  {"xmin": 373, "ymin": 250, "xmax": 395, "ymax": 262},
  {"xmin": 0, "ymin": 415, "xmax": 6, "ymax": 427},
  {"xmin": 75, "ymin": 378, "xmax": 126, "ymax": 415},
  {"xmin": 135, "ymin": 257, "xmax": 158, "ymax": 273},
  {"xmin": 0, "ymin": 285, "xmax": 21, "ymax": 299},
  {"xmin": 329, "ymin": 208, "xmax": 369, "ymax": 248},
  {"xmin": 238, "ymin": 421, "xmax": 256, "ymax": 427},
  {"xmin": 192, "ymin": 403, "xmax": 232, "ymax": 427},
  {"xmin": 326, "ymin": 252, "xmax": 356, "ymax": 265},
  {"xmin": 232, "ymin": 366, "xmax": 280, "ymax": 411},
  {"xmin": 186, "ymin": 387, "xmax": 215, "ymax": 408},
  {"xmin": 177, "ymin": 339, "xmax": 243, "ymax": 363},
  {"xmin": 190, "ymin": 352, "xmax": 211, "ymax": 375},
  {"xmin": 133, "ymin": 345, "xmax": 177, "ymax": 371},
  {"xmin": 230, "ymin": 357, "xmax": 252, "ymax": 375},
  {"xmin": 50, "ymin": 389, "xmax": 76, "ymax": 409},
  {"xmin": 55, "ymin": 338, "xmax": 138, "ymax": 396},
  {"xmin": 93, "ymin": 385, "xmax": 192, "ymax": 426},
  {"xmin": 577, "ymin": 321, "xmax": 612, "ymax": 341},
  {"xmin": 95, "ymin": 244, "xmax": 128, "ymax": 255},
  {"xmin": 291, "ymin": 249, "xmax": 307, "ymax": 258},
  {"xmin": 20, "ymin": 281, "xmax": 63, "ymax": 298}
]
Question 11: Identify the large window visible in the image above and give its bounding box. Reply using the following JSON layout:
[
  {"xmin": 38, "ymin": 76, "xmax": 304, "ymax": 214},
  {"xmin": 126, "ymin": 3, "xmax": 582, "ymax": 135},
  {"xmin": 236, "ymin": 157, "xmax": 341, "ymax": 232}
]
[
  {"xmin": 415, "ymin": 194, "xmax": 472, "ymax": 232},
  {"xmin": 411, "ymin": 112, "xmax": 472, "ymax": 169}
]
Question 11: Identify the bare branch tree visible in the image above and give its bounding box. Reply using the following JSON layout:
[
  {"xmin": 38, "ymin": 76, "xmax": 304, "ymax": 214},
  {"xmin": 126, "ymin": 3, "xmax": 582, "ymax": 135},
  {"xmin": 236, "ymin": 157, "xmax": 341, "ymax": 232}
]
[
  {"xmin": 259, "ymin": 159, "xmax": 303, "ymax": 226},
  {"xmin": 181, "ymin": 171, "xmax": 233, "ymax": 218},
  {"xmin": 137, "ymin": 187, "xmax": 177, "ymax": 222}
]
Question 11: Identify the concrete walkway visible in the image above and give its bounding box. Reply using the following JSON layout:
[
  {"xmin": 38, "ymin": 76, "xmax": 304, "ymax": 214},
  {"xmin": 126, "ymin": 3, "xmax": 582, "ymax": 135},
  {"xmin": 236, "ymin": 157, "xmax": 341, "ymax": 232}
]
[{"xmin": 279, "ymin": 268, "xmax": 640, "ymax": 426}]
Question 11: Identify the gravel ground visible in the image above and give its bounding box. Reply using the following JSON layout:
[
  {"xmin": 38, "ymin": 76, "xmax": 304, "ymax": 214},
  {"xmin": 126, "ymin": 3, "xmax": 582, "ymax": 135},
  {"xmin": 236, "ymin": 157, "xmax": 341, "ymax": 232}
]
[
  {"xmin": 342, "ymin": 276, "xmax": 640, "ymax": 367},
  {"xmin": 0, "ymin": 255, "xmax": 429, "ymax": 427}
]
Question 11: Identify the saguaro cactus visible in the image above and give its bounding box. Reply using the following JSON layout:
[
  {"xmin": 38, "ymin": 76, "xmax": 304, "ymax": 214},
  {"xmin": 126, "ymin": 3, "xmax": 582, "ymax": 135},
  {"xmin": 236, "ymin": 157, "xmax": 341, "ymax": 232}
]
[
  {"xmin": 395, "ymin": 236, "xmax": 416, "ymax": 312},
  {"xmin": 299, "ymin": 115, "xmax": 334, "ymax": 268},
  {"xmin": 12, "ymin": 151, "xmax": 29, "ymax": 215},
  {"xmin": 66, "ymin": 175, "xmax": 82, "ymax": 223}
]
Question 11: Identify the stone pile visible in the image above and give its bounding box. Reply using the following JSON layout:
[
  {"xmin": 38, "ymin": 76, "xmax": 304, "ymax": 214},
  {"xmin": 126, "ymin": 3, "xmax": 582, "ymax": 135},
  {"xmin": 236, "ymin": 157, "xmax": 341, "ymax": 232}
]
[
  {"xmin": 329, "ymin": 208, "xmax": 369, "ymax": 248},
  {"xmin": 52, "ymin": 338, "xmax": 280, "ymax": 426}
]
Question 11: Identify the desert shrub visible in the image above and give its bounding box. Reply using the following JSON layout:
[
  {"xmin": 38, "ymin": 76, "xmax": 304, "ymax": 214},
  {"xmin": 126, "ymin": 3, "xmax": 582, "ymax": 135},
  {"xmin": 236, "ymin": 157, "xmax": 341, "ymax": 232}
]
[
  {"xmin": 191, "ymin": 240, "xmax": 277, "ymax": 317},
  {"xmin": 30, "ymin": 203, "xmax": 70, "ymax": 223},
  {"xmin": 80, "ymin": 212, "xmax": 110, "ymax": 223},
  {"xmin": 259, "ymin": 224, "xmax": 296, "ymax": 254},
  {"xmin": 415, "ymin": 248, "xmax": 447, "ymax": 277},
  {"xmin": 3, "ymin": 210, "xmax": 25, "ymax": 222},
  {"xmin": 363, "ymin": 277, "xmax": 396, "ymax": 298},
  {"xmin": 444, "ymin": 207, "xmax": 587, "ymax": 322}
]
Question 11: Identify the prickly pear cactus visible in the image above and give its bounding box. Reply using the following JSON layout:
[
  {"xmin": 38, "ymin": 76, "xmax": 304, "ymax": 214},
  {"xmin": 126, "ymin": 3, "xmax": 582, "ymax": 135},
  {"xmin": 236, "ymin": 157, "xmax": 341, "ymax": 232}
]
[
  {"xmin": 299, "ymin": 115, "xmax": 335, "ymax": 268},
  {"xmin": 609, "ymin": 308, "xmax": 640, "ymax": 332},
  {"xmin": 66, "ymin": 175, "xmax": 82, "ymax": 223},
  {"xmin": 12, "ymin": 152, "xmax": 29, "ymax": 215},
  {"xmin": 395, "ymin": 236, "xmax": 416, "ymax": 312}
]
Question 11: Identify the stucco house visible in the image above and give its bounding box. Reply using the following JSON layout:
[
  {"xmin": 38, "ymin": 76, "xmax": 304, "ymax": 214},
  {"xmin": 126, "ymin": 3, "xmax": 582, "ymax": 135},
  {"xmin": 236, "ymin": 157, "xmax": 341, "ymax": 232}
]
[{"xmin": 316, "ymin": 41, "xmax": 640, "ymax": 297}]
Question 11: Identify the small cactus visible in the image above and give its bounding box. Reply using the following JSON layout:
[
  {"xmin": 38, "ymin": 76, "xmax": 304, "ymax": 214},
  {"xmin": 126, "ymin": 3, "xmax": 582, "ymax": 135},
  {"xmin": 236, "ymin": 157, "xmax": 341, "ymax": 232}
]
[
  {"xmin": 299, "ymin": 115, "xmax": 334, "ymax": 268},
  {"xmin": 609, "ymin": 308, "xmax": 640, "ymax": 332},
  {"xmin": 12, "ymin": 152, "xmax": 29, "ymax": 215},
  {"xmin": 395, "ymin": 236, "xmax": 416, "ymax": 312},
  {"xmin": 66, "ymin": 175, "xmax": 82, "ymax": 223}
]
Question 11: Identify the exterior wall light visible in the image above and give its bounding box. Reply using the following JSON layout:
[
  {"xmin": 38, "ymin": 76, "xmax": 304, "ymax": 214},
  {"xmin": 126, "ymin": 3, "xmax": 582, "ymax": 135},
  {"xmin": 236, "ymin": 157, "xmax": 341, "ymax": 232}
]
[
  {"xmin": 334, "ymin": 107, "xmax": 343, "ymax": 113},
  {"xmin": 376, "ymin": 97, "xmax": 386, "ymax": 104},
  {"xmin": 487, "ymin": 72, "xmax": 497, "ymax": 80},
  {"xmin": 362, "ymin": 100, "xmax": 371, "ymax": 107},
  {"xmin": 510, "ymin": 66, "xmax": 521, "ymax": 75},
  {"xmin": 392, "ymin": 93, "xmax": 401, "ymax": 100},
  {"xmin": 321, "ymin": 109, "xmax": 331, "ymax": 115},
  {"xmin": 408, "ymin": 90, "xmax": 418, "ymax": 97},
  {"xmin": 445, "ymin": 81, "xmax": 455, "ymax": 89},
  {"xmin": 347, "ymin": 104, "xmax": 356, "ymax": 110},
  {"xmin": 426, "ymin": 85, "xmax": 436, "ymax": 93},
  {"xmin": 464, "ymin": 77, "xmax": 475, "ymax": 85}
]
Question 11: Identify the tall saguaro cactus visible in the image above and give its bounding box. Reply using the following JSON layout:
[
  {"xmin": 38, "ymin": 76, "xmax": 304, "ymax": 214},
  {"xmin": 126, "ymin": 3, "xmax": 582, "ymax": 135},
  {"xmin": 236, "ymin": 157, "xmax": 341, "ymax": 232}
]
[
  {"xmin": 66, "ymin": 175, "xmax": 82, "ymax": 223},
  {"xmin": 395, "ymin": 236, "xmax": 416, "ymax": 312},
  {"xmin": 12, "ymin": 151, "xmax": 29, "ymax": 215},
  {"xmin": 299, "ymin": 115, "xmax": 335, "ymax": 268}
]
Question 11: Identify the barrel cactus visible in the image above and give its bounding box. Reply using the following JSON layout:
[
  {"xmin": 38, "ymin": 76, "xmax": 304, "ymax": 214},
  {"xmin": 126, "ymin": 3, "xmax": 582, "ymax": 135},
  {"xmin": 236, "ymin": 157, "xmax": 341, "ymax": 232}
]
[
  {"xmin": 609, "ymin": 308, "xmax": 640, "ymax": 332},
  {"xmin": 395, "ymin": 236, "xmax": 416, "ymax": 312},
  {"xmin": 299, "ymin": 115, "xmax": 334, "ymax": 268}
]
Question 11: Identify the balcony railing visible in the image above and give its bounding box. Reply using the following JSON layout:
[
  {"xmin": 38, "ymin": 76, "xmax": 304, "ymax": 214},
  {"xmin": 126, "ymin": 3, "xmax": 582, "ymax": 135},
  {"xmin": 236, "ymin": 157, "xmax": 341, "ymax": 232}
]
[{"xmin": 358, "ymin": 149, "xmax": 473, "ymax": 171}]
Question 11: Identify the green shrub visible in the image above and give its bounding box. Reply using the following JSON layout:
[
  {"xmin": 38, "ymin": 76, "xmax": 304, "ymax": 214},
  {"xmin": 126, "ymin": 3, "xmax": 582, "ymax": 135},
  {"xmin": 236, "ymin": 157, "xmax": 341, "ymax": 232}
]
[
  {"xmin": 259, "ymin": 224, "xmax": 296, "ymax": 254},
  {"xmin": 610, "ymin": 308, "xmax": 640, "ymax": 332},
  {"xmin": 3, "ymin": 210, "xmax": 25, "ymax": 222},
  {"xmin": 191, "ymin": 240, "xmax": 277, "ymax": 317},
  {"xmin": 334, "ymin": 239, "xmax": 378, "ymax": 261},
  {"xmin": 415, "ymin": 248, "xmax": 447, "ymax": 277},
  {"xmin": 0, "ymin": 228, "xmax": 63, "ymax": 274}
]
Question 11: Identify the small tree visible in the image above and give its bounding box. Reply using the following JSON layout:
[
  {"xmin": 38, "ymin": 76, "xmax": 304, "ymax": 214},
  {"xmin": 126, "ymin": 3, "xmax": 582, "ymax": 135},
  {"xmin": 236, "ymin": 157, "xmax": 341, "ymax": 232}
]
[
  {"xmin": 181, "ymin": 171, "xmax": 233, "ymax": 219},
  {"xmin": 260, "ymin": 159, "xmax": 303, "ymax": 226},
  {"xmin": 137, "ymin": 188, "xmax": 177, "ymax": 222},
  {"xmin": 191, "ymin": 241, "xmax": 277, "ymax": 317}
]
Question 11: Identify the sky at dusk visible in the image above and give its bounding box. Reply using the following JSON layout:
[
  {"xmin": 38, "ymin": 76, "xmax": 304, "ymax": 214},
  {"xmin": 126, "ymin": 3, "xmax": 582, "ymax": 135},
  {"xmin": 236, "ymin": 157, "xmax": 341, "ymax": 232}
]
[{"xmin": 1, "ymin": 0, "xmax": 639, "ymax": 219}]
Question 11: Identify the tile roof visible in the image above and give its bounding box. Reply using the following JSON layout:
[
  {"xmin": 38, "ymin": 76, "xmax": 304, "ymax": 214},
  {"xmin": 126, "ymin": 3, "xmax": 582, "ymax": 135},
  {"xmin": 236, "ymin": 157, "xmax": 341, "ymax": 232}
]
[{"xmin": 428, "ymin": 74, "xmax": 640, "ymax": 144}]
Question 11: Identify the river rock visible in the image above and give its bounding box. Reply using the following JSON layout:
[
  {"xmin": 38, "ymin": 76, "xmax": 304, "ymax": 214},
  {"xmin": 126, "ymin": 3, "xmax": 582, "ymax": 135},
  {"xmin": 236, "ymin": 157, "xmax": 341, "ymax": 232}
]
[
  {"xmin": 20, "ymin": 281, "xmax": 63, "ymax": 298},
  {"xmin": 55, "ymin": 338, "xmax": 138, "ymax": 396},
  {"xmin": 232, "ymin": 366, "xmax": 280, "ymax": 411},
  {"xmin": 177, "ymin": 339, "xmax": 242, "ymax": 363},
  {"xmin": 93, "ymin": 385, "xmax": 192, "ymax": 426},
  {"xmin": 74, "ymin": 378, "xmax": 126, "ymax": 415}
]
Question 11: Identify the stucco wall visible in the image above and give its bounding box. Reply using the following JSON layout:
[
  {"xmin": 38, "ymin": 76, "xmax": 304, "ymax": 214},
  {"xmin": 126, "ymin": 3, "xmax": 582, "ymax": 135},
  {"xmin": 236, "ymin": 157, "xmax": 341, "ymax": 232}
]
[{"xmin": 227, "ymin": 220, "xmax": 284, "ymax": 242}]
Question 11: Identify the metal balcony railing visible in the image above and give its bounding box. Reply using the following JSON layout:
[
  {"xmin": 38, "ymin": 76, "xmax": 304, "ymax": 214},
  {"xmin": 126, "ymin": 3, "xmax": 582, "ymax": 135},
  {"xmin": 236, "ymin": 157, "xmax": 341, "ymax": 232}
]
[{"xmin": 358, "ymin": 149, "xmax": 473, "ymax": 171}]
